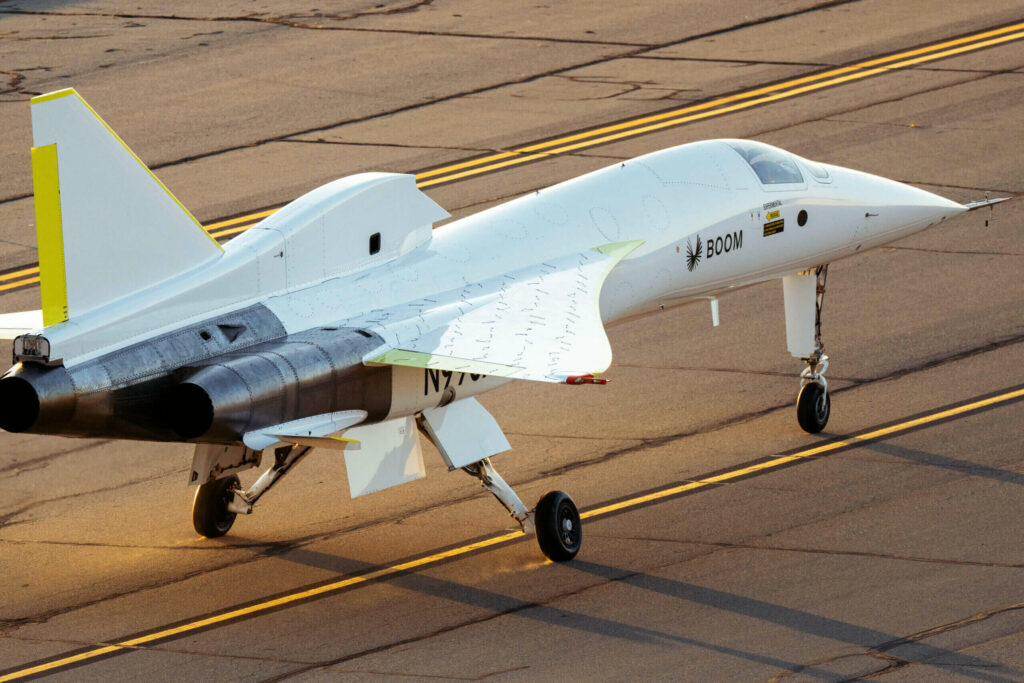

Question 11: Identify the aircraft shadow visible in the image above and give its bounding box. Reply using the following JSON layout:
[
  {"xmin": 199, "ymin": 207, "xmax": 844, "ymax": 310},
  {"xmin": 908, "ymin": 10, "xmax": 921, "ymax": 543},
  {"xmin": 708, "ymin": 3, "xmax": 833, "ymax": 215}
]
[
  {"xmin": 855, "ymin": 440, "xmax": 1024, "ymax": 487},
  {"xmin": 570, "ymin": 560, "xmax": 1018, "ymax": 682},
  {"xmin": 275, "ymin": 545, "xmax": 834, "ymax": 677}
]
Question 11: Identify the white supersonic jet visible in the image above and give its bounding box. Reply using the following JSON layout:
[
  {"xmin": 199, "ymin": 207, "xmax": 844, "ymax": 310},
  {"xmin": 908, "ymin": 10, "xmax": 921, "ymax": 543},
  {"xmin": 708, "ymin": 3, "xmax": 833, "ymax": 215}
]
[{"xmin": 0, "ymin": 89, "xmax": 1005, "ymax": 561}]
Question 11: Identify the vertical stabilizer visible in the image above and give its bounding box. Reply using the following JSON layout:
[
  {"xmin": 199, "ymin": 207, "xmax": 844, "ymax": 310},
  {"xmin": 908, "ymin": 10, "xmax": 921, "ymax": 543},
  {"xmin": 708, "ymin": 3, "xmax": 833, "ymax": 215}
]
[{"xmin": 30, "ymin": 89, "xmax": 222, "ymax": 322}]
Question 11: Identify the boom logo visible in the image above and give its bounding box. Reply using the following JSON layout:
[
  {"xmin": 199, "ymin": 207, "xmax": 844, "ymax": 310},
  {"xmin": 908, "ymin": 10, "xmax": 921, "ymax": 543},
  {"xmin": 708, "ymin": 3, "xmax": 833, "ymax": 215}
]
[
  {"xmin": 685, "ymin": 235, "xmax": 703, "ymax": 271},
  {"xmin": 706, "ymin": 230, "xmax": 743, "ymax": 260}
]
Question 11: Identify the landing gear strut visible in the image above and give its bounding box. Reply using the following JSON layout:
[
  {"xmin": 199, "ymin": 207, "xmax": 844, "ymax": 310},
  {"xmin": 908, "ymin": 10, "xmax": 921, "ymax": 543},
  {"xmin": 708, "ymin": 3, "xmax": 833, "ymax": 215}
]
[
  {"xmin": 463, "ymin": 458, "xmax": 581, "ymax": 562},
  {"xmin": 191, "ymin": 444, "xmax": 314, "ymax": 537},
  {"xmin": 796, "ymin": 264, "xmax": 830, "ymax": 433}
]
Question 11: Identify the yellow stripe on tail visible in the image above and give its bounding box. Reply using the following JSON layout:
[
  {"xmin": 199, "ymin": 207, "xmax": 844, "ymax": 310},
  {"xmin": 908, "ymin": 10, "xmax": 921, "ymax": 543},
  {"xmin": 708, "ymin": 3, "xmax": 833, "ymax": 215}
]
[{"xmin": 30, "ymin": 143, "xmax": 68, "ymax": 326}]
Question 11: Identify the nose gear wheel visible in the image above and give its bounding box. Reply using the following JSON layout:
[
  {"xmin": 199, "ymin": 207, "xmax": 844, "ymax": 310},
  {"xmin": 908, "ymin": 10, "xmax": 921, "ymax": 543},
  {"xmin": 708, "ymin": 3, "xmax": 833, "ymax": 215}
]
[{"xmin": 796, "ymin": 264, "xmax": 831, "ymax": 433}]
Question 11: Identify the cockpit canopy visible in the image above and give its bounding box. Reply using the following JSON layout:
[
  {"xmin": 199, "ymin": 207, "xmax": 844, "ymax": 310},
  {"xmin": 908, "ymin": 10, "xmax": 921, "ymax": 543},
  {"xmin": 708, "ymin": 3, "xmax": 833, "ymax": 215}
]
[{"xmin": 727, "ymin": 140, "xmax": 805, "ymax": 185}]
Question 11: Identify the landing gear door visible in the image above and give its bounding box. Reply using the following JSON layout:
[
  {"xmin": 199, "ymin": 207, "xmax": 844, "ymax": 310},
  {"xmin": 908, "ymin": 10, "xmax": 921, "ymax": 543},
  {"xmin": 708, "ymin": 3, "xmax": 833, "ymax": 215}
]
[
  {"xmin": 782, "ymin": 272, "xmax": 817, "ymax": 359},
  {"xmin": 343, "ymin": 416, "xmax": 425, "ymax": 498},
  {"xmin": 189, "ymin": 444, "xmax": 262, "ymax": 486},
  {"xmin": 420, "ymin": 397, "xmax": 511, "ymax": 470}
]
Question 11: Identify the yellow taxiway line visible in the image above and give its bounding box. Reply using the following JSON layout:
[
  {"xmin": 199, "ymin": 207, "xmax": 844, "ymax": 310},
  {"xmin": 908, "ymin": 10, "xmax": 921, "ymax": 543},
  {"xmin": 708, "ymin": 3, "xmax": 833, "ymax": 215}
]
[
  {"xmin": 2, "ymin": 385, "xmax": 1022, "ymax": 682},
  {"xmin": 0, "ymin": 22, "xmax": 1021, "ymax": 294}
]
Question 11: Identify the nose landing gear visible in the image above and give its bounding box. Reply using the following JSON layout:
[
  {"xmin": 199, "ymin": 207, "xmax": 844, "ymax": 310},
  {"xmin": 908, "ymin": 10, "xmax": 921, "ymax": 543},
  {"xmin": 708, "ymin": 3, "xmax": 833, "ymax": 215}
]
[
  {"xmin": 797, "ymin": 355, "xmax": 830, "ymax": 433},
  {"xmin": 784, "ymin": 264, "xmax": 831, "ymax": 434}
]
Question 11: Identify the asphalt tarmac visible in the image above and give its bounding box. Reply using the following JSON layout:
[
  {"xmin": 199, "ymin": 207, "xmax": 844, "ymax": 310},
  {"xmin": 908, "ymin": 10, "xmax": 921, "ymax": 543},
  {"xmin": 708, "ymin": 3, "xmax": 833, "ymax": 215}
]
[{"xmin": 0, "ymin": 1, "xmax": 1022, "ymax": 680}]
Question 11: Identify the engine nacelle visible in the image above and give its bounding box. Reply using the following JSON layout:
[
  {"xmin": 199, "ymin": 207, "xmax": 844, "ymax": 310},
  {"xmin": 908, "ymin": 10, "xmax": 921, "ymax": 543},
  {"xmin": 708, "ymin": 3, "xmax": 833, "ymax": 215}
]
[
  {"xmin": 0, "ymin": 321, "xmax": 391, "ymax": 444},
  {"xmin": 167, "ymin": 327, "xmax": 390, "ymax": 442}
]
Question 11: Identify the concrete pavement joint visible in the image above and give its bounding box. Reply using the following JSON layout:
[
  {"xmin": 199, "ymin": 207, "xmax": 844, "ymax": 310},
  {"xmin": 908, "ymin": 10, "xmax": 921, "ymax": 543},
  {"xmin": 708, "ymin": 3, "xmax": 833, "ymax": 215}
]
[
  {"xmin": 279, "ymin": 139, "xmax": 498, "ymax": 155},
  {"xmin": 630, "ymin": 56, "xmax": 834, "ymax": 67},
  {"xmin": 613, "ymin": 363, "xmax": 867, "ymax": 382},
  {"xmin": 886, "ymin": 246, "xmax": 1024, "ymax": 257},
  {"xmin": 323, "ymin": 665, "xmax": 531, "ymax": 680},
  {"xmin": 911, "ymin": 182, "xmax": 1018, "ymax": 194},
  {"xmin": 746, "ymin": 67, "xmax": 1023, "ymax": 147}
]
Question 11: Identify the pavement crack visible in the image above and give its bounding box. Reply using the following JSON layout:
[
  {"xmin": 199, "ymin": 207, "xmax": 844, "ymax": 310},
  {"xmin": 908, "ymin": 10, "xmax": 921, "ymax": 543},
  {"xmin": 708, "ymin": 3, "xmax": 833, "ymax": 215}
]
[
  {"xmin": 553, "ymin": 74, "xmax": 647, "ymax": 100},
  {"xmin": 0, "ymin": 465, "xmax": 185, "ymax": 530},
  {"xmin": 0, "ymin": 2, "xmax": 438, "ymax": 30},
  {"xmin": 0, "ymin": 555, "xmax": 256, "ymax": 636},
  {"xmin": 873, "ymin": 602, "xmax": 1024, "ymax": 654},
  {"xmin": 180, "ymin": 30, "xmax": 225, "ymax": 40},
  {"xmin": 0, "ymin": 504, "xmax": 33, "ymax": 530},
  {"xmin": 556, "ymin": 73, "xmax": 711, "ymax": 103},
  {"xmin": 5, "ymin": 32, "xmax": 113, "ymax": 41},
  {"xmin": 0, "ymin": 70, "xmax": 23, "ymax": 95},
  {"xmin": 0, "ymin": 439, "xmax": 111, "ymax": 475},
  {"xmin": 773, "ymin": 601, "xmax": 1024, "ymax": 681},
  {"xmin": 0, "ymin": 5, "xmax": 643, "ymax": 47}
]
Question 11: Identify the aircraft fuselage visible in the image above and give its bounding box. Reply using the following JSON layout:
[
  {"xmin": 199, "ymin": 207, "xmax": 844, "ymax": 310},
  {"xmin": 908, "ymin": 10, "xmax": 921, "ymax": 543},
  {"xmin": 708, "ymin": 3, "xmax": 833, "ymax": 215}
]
[{"xmin": 0, "ymin": 139, "xmax": 965, "ymax": 445}]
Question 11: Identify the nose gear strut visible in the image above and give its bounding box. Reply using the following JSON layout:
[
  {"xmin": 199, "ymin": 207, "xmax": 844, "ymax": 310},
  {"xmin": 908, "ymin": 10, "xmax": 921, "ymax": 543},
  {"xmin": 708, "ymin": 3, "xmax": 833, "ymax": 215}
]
[{"xmin": 795, "ymin": 265, "xmax": 830, "ymax": 433}]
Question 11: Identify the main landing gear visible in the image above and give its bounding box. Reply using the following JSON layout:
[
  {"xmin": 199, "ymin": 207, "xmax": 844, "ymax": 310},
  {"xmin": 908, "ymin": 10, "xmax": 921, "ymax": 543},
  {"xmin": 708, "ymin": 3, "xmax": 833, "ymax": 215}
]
[
  {"xmin": 463, "ymin": 458, "xmax": 582, "ymax": 562},
  {"xmin": 796, "ymin": 264, "xmax": 830, "ymax": 434},
  {"xmin": 192, "ymin": 444, "xmax": 314, "ymax": 538},
  {"xmin": 192, "ymin": 443, "xmax": 583, "ymax": 562}
]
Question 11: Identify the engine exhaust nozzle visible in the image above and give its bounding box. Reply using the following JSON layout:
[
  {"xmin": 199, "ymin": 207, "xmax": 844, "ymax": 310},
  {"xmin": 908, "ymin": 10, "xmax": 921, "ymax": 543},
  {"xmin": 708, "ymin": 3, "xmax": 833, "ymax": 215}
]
[{"xmin": 0, "ymin": 364, "xmax": 76, "ymax": 434}]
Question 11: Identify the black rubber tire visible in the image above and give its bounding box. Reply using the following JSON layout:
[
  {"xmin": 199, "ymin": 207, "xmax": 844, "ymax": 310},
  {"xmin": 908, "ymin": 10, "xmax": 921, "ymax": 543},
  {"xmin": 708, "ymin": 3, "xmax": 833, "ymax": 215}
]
[
  {"xmin": 796, "ymin": 382, "xmax": 830, "ymax": 434},
  {"xmin": 535, "ymin": 490, "xmax": 582, "ymax": 562},
  {"xmin": 192, "ymin": 474, "xmax": 240, "ymax": 538}
]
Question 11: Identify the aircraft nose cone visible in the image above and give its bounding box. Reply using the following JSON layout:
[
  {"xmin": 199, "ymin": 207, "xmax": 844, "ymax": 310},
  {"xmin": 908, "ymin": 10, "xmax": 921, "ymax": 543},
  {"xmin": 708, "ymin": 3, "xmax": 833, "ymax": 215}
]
[
  {"xmin": 885, "ymin": 179, "xmax": 965, "ymax": 219},
  {"xmin": 836, "ymin": 167, "xmax": 967, "ymax": 235}
]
